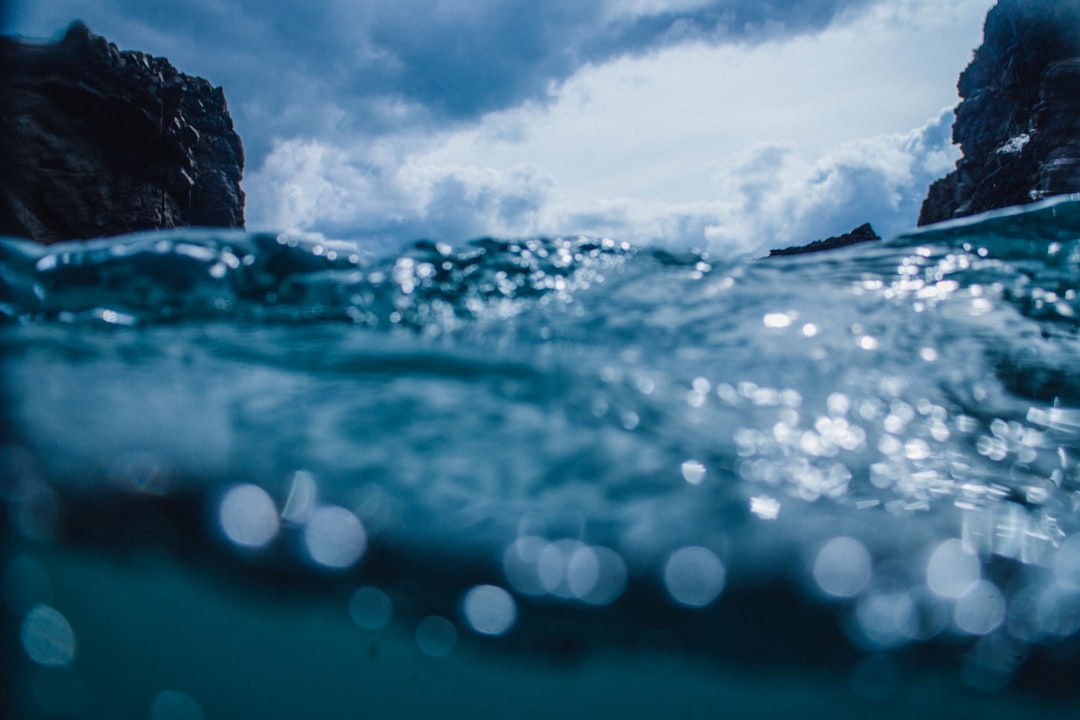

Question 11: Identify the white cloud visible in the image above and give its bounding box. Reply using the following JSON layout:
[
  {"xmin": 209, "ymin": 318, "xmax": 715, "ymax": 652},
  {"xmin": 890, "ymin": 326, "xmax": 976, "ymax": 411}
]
[
  {"xmin": 244, "ymin": 0, "xmax": 993, "ymax": 255},
  {"xmin": 602, "ymin": 0, "xmax": 717, "ymax": 22},
  {"xmin": 703, "ymin": 108, "xmax": 959, "ymax": 254},
  {"xmin": 245, "ymin": 135, "xmax": 555, "ymax": 248},
  {"xmin": 248, "ymin": 108, "xmax": 957, "ymax": 256}
]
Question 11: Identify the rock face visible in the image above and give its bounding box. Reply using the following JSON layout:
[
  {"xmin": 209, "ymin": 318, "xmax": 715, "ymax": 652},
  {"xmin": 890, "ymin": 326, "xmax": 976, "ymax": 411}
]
[
  {"xmin": 768, "ymin": 223, "xmax": 880, "ymax": 257},
  {"xmin": 0, "ymin": 22, "xmax": 245, "ymax": 243},
  {"xmin": 919, "ymin": 0, "xmax": 1080, "ymax": 226}
]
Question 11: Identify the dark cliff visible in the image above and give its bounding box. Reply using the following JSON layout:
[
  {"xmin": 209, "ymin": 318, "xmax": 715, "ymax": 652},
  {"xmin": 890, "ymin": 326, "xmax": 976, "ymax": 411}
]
[
  {"xmin": 768, "ymin": 223, "xmax": 880, "ymax": 257},
  {"xmin": 0, "ymin": 22, "xmax": 245, "ymax": 243},
  {"xmin": 919, "ymin": 0, "xmax": 1080, "ymax": 226}
]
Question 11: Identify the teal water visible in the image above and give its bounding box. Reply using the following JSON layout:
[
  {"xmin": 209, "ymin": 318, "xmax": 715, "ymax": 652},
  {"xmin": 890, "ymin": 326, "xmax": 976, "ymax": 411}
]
[{"xmin": 4, "ymin": 196, "xmax": 1080, "ymax": 718}]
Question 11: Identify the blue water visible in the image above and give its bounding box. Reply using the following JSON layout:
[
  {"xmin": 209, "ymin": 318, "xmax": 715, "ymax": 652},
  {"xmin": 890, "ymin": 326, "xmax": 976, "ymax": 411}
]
[{"xmin": 4, "ymin": 196, "xmax": 1080, "ymax": 718}]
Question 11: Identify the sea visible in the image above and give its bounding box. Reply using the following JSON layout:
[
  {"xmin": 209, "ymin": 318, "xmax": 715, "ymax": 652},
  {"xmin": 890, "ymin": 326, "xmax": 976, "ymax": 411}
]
[{"xmin": 3, "ymin": 195, "xmax": 1080, "ymax": 719}]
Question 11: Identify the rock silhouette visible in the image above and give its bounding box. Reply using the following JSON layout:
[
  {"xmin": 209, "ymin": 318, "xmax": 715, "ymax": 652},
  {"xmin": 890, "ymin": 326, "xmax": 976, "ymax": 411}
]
[
  {"xmin": 768, "ymin": 223, "xmax": 881, "ymax": 257},
  {"xmin": 919, "ymin": 0, "xmax": 1080, "ymax": 226},
  {"xmin": 0, "ymin": 22, "xmax": 245, "ymax": 243}
]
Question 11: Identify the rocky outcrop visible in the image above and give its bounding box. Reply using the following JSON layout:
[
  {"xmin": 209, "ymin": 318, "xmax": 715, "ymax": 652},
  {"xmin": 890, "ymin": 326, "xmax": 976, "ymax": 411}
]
[
  {"xmin": 768, "ymin": 223, "xmax": 880, "ymax": 257},
  {"xmin": 919, "ymin": 0, "xmax": 1080, "ymax": 226},
  {"xmin": 0, "ymin": 22, "xmax": 245, "ymax": 243}
]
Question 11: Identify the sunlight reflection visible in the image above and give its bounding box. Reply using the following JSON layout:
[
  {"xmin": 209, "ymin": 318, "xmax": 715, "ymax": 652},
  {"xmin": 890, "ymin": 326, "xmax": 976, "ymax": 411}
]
[
  {"xmin": 680, "ymin": 460, "xmax": 706, "ymax": 485},
  {"xmin": 749, "ymin": 495, "xmax": 780, "ymax": 520}
]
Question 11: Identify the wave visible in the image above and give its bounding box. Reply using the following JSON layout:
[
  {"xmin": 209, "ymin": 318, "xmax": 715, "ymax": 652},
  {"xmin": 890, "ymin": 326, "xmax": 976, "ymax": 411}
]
[{"xmin": 4, "ymin": 196, "xmax": 1080, "ymax": 717}]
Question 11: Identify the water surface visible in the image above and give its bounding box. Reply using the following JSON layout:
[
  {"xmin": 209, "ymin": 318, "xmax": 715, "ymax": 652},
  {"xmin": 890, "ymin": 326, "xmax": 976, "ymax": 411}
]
[{"xmin": 4, "ymin": 196, "xmax": 1080, "ymax": 718}]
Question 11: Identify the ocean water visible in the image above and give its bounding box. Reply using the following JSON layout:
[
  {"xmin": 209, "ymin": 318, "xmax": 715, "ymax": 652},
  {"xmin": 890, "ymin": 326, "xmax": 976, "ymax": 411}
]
[{"xmin": 3, "ymin": 196, "xmax": 1080, "ymax": 719}]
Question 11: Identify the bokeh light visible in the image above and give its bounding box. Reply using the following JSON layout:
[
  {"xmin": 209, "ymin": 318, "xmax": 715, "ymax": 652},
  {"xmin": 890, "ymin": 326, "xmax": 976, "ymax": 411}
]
[
  {"xmin": 503, "ymin": 536, "xmax": 548, "ymax": 596},
  {"xmin": 663, "ymin": 546, "xmax": 725, "ymax": 607},
  {"xmin": 954, "ymin": 581, "xmax": 1006, "ymax": 635},
  {"xmin": 1054, "ymin": 533, "xmax": 1080, "ymax": 591},
  {"xmin": 349, "ymin": 586, "xmax": 393, "ymax": 630},
  {"xmin": 926, "ymin": 539, "xmax": 980, "ymax": 599},
  {"xmin": 150, "ymin": 690, "xmax": 206, "ymax": 720},
  {"xmin": 304, "ymin": 506, "xmax": 367, "ymax": 569},
  {"xmin": 854, "ymin": 588, "xmax": 918, "ymax": 650},
  {"xmin": 680, "ymin": 460, "xmax": 706, "ymax": 485},
  {"xmin": 813, "ymin": 537, "xmax": 872, "ymax": 598},
  {"xmin": 20, "ymin": 604, "xmax": 76, "ymax": 667},
  {"xmin": 416, "ymin": 616, "xmax": 457, "ymax": 658},
  {"xmin": 218, "ymin": 484, "xmax": 279, "ymax": 549},
  {"xmin": 462, "ymin": 585, "xmax": 517, "ymax": 636},
  {"xmin": 281, "ymin": 470, "xmax": 318, "ymax": 524}
]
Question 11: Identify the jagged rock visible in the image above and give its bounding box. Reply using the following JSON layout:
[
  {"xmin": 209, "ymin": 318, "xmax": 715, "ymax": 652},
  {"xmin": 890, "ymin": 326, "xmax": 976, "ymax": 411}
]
[
  {"xmin": 0, "ymin": 21, "xmax": 245, "ymax": 243},
  {"xmin": 919, "ymin": 0, "xmax": 1080, "ymax": 226},
  {"xmin": 768, "ymin": 223, "xmax": 880, "ymax": 257}
]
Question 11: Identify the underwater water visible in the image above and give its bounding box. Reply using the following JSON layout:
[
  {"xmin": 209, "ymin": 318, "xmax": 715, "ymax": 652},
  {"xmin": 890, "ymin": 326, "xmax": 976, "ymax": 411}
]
[{"xmin": 4, "ymin": 196, "xmax": 1080, "ymax": 719}]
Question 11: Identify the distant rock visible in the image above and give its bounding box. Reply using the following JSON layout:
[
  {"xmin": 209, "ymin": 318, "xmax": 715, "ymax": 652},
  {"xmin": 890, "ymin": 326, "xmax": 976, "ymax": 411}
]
[
  {"xmin": 768, "ymin": 223, "xmax": 881, "ymax": 257},
  {"xmin": 0, "ymin": 21, "xmax": 245, "ymax": 243},
  {"xmin": 919, "ymin": 0, "xmax": 1080, "ymax": 226}
]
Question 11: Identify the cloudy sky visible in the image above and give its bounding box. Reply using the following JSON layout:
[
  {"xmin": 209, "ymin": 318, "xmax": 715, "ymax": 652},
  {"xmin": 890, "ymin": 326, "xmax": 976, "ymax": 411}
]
[{"xmin": 5, "ymin": 0, "xmax": 996, "ymax": 256}]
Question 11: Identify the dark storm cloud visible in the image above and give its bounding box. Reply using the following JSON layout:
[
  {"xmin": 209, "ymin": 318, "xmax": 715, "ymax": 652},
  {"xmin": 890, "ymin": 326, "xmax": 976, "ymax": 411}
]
[{"xmin": 7, "ymin": 0, "xmax": 881, "ymax": 165}]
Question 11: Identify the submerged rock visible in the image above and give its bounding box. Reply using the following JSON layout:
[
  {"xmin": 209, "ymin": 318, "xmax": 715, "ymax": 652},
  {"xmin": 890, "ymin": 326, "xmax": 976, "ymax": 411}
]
[
  {"xmin": 919, "ymin": 0, "xmax": 1080, "ymax": 226},
  {"xmin": 767, "ymin": 222, "xmax": 880, "ymax": 257},
  {"xmin": 0, "ymin": 21, "xmax": 245, "ymax": 244}
]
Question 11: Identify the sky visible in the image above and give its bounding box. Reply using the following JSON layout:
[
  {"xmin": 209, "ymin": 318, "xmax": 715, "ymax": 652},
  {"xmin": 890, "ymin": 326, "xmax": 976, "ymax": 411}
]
[{"xmin": 4, "ymin": 0, "xmax": 997, "ymax": 256}]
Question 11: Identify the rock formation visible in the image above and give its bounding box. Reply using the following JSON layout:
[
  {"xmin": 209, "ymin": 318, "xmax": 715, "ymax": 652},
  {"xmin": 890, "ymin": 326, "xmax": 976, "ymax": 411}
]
[
  {"xmin": 768, "ymin": 223, "xmax": 880, "ymax": 257},
  {"xmin": 919, "ymin": 0, "xmax": 1080, "ymax": 226},
  {"xmin": 0, "ymin": 21, "xmax": 245, "ymax": 243}
]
